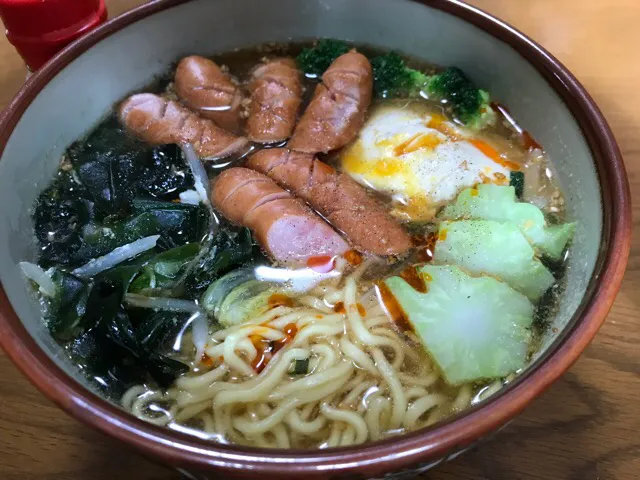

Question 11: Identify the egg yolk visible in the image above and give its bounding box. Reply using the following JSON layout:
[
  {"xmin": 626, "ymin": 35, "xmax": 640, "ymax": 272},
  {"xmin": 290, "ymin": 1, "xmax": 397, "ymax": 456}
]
[{"xmin": 340, "ymin": 105, "xmax": 523, "ymax": 223}]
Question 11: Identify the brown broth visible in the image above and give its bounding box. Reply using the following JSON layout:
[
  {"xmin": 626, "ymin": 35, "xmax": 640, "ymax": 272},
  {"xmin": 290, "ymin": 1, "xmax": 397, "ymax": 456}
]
[
  {"xmin": 152, "ymin": 40, "xmax": 568, "ymax": 376},
  {"xmin": 54, "ymin": 41, "xmax": 570, "ymax": 447}
]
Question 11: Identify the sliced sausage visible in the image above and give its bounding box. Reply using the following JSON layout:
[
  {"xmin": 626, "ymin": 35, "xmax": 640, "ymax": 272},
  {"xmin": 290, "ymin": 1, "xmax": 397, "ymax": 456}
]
[
  {"xmin": 288, "ymin": 50, "xmax": 373, "ymax": 154},
  {"xmin": 119, "ymin": 93, "xmax": 248, "ymax": 159},
  {"xmin": 174, "ymin": 56, "xmax": 243, "ymax": 133},
  {"xmin": 246, "ymin": 58, "xmax": 302, "ymax": 143},
  {"xmin": 247, "ymin": 149, "xmax": 413, "ymax": 256},
  {"xmin": 212, "ymin": 168, "xmax": 349, "ymax": 265}
]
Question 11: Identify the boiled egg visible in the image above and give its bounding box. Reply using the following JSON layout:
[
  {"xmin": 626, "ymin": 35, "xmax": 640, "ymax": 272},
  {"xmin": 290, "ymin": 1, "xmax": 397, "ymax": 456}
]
[{"xmin": 340, "ymin": 104, "xmax": 518, "ymax": 221}]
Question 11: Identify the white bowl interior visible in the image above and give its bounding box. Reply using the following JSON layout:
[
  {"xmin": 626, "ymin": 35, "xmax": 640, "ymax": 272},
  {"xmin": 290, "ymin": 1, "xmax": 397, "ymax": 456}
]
[{"xmin": 0, "ymin": 0, "xmax": 601, "ymax": 399}]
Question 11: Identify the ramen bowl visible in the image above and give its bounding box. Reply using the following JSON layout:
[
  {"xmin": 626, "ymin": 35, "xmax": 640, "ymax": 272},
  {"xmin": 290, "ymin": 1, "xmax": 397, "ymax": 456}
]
[{"xmin": 0, "ymin": 0, "xmax": 630, "ymax": 478}]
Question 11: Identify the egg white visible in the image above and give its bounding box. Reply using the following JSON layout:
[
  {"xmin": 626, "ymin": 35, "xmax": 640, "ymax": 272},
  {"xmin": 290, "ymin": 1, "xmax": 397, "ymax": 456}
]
[{"xmin": 340, "ymin": 104, "xmax": 514, "ymax": 221}]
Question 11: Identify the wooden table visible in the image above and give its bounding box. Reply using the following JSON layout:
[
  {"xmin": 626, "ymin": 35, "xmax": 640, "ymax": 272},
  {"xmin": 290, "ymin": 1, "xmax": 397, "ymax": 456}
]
[{"xmin": 1, "ymin": 1, "xmax": 638, "ymax": 478}]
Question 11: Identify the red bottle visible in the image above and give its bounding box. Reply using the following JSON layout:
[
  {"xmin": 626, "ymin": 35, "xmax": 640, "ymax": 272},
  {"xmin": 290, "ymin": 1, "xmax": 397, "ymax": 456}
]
[{"xmin": 0, "ymin": 0, "xmax": 107, "ymax": 71}]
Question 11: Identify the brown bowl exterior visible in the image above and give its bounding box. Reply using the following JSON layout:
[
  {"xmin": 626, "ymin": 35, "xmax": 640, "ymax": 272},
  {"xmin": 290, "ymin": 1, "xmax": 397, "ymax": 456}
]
[{"xmin": 0, "ymin": 0, "xmax": 631, "ymax": 478}]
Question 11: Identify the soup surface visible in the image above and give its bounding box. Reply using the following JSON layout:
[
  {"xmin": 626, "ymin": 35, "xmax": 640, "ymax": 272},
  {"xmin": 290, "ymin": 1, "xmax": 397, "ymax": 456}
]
[{"xmin": 21, "ymin": 41, "xmax": 574, "ymax": 448}]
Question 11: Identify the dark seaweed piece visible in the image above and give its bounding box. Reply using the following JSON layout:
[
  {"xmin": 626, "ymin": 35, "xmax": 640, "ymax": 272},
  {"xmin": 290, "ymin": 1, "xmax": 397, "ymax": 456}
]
[
  {"xmin": 533, "ymin": 283, "xmax": 560, "ymax": 331},
  {"xmin": 510, "ymin": 171, "xmax": 525, "ymax": 199},
  {"xmin": 74, "ymin": 152, "xmax": 143, "ymax": 216},
  {"xmin": 33, "ymin": 172, "xmax": 92, "ymax": 267},
  {"xmin": 40, "ymin": 211, "xmax": 160, "ymax": 269},
  {"xmin": 132, "ymin": 198, "xmax": 210, "ymax": 246},
  {"xmin": 38, "ymin": 237, "xmax": 85, "ymax": 268},
  {"xmin": 67, "ymin": 318, "xmax": 187, "ymax": 396},
  {"xmin": 38, "ymin": 195, "xmax": 204, "ymax": 268},
  {"xmin": 99, "ymin": 308, "xmax": 188, "ymax": 388},
  {"xmin": 133, "ymin": 310, "xmax": 191, "ymax": 352},
  {"xmin": 101, "ymin": 308, "xmax": 139, "ymax": 353},
  {"xmin": 137, "ymin": 144, "xmax": 194, "ymax": 200},
  {"xmin": 49, "ymin": 268, "xmax": 141, "ymax": 343},
  {"xmin": 48, "ymin": 270, "xmax": 92, "ymax": 341},
  {"xmin": 81, "ymin": 265, "xmax": 149, "ymax": 341},
  {"xmin": 151, "ymin": 243, "xmax": 201, "ymax": 277},
  {"xmin": 100, "ymin": 262, "xmax": 147, "ymax": 294},
  {"xmin": 65, "ymin": 282, "xmax": 189, "ymax": 394},
  {"xmin": 74, "ymin": 279, "xmax": 124, "ymax": 338},
  {"xmin": 144, "ymin": 353, "xmax": 189, "ymax": 388},
  {"xmin": 291, "ymin": 358, "xmax": 309, "ymax": 375},
  {"xmin": 129, "ymin": 243, "xmax": 201, "ymax": 294},
  {"xmin": 33, "ymin": 173, "xmax": 86, "ymax": 245},
  {"xmin": 74, "ymin": 212, "xmax": 163, "ymax": 264},
  {"xmin": 68, "ymin": 116, "xmax": 145, "ymax": 162},
  {"xmin": 68, "ymin": 119, "xmax": 148, "ymax": 216},
  {"xmin": 44, "ymin": 246, "xmax": 192, "ymax": 393},
  {"xmin": 32, "ymin": 116, "xmax": 208, "ymax": 394},
  {"xmin": 184, "ymin": 227, "xmax": 261, "ymax": 297},
  {"xmin": 533, "ymin": 255, "xmax": 566, "ymax": 331},
  {"xmin": 68, "ymin": 118, "xmax": 193, "ymax": 216},
  {"xmin": 34, "ymin": 116, "xmax": 198, "ymax": 267},
  {"xmin": 66, "ymin": 328, "xmax": 146, "ymax": 397},
  {"xmin": 65, "ymin": 200, "xmax": 207, "ymax": 268}
]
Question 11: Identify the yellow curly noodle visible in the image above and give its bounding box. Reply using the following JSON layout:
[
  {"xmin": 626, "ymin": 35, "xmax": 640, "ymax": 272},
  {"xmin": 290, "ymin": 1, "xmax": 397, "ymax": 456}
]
[{"xmin": 122, "ymin": 263, "xmax": 482, "ymax": 448}]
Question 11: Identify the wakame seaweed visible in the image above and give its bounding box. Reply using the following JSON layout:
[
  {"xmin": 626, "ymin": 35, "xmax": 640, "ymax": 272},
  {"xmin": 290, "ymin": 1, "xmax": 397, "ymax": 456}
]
[
  {"xmin": 128, "ymin": 242, "xmax": 201, "ymax": 294},
  {"xmin": 35, "ymin": 118, "xmax": 197, "ymax": 268},
  {"xmin": 48, "ymin": 269, "xmax": 92, "ymax": 341},
  {"xmin": 183, "ymin": 226, "xmax": 263, "ymax": 298},
  {"xmin": 133, "ymin": 310, "xmax": 192, "ymax": 352},
  {"xmin": 34, "ymin": 172, "xmax": 90, "ymax": 267},
  {"xmin": 29, "ymin": 116, "xmax": 247, "ymax": 394},
  {"xmin": 67, "ymin": 118, "xmax": 192, "ymax": 206}
]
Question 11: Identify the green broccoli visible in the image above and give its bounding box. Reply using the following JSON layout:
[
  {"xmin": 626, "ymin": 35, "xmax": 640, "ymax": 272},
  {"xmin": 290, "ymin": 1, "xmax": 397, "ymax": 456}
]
[
  {"xmin": 426, "ymin": 67, "xmax": 495, "ymax": 128},
  {"xmin": 296, "ymin": 39, "xmax": 350, "ymax": 77},
  {"xmin": 370, "ymin": 53, "xmax": 495, "ymax": 129},
  {"xmin": 370, "ymin": 51, "xmax": 429, "ymax": 97}
]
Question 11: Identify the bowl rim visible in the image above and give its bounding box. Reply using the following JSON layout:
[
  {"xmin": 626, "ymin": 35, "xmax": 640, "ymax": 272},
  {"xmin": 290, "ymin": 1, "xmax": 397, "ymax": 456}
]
[{"xmin": 0, "ymin": 0, "xmax": 631, "ymax": 476}]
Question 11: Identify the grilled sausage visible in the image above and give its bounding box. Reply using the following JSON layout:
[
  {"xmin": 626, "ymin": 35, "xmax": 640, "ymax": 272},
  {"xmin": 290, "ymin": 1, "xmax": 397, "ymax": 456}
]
[
  {"xmin": 246, "ymin": 58, "xmax": 302, "ymax": 143},
  {"xmin": 247, "ymin": 149, "xmax": 413, "ymax": 256},
  {"xmin": 212, "ymin": 168, "xmax": 349, "ymax": 265},
  {"xmin": 288, "ymin": 50, "xmax": 373, "ymax": 153},
  {"xmin": 174, "ymin": 55, "xmax": 243, "ymax": 133},
  {"xmin": 119, "ymin": 93, "xmax": 248, "ymax": 159}
]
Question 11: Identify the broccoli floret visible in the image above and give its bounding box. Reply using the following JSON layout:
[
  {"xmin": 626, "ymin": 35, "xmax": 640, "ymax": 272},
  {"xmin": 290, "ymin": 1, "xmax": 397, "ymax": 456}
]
[
  {"xmin": 426, "ymin": 67, "xmax": 496, "ymax": 128},
  {"xmin": 371, "ymin": 56, "xmax": 495, "ymax": 129},
  {"xmin": 466, "ymin": 90, "xmax": 497, "ymax": 130},
  {"xmin": 427, "ymin": 67, "xmax": 480, "ymax": 119},
  {"xmin": 296, "ymin": 39, "xmax": 350, "ymax": 77},
  {"xmin": 371, "ymin": 52, "xmax": 429, "ymax": 97}
]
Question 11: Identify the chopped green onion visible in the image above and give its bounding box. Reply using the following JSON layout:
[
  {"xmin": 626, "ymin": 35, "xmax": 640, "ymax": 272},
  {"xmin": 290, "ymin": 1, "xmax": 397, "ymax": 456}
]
[
  {"xmin": 291, "ymin": 358, "xmax": 309, "ymax": 375},
  {"xmin": 510, "ymin": 171, "xmax": 525, "ymax": 199}
]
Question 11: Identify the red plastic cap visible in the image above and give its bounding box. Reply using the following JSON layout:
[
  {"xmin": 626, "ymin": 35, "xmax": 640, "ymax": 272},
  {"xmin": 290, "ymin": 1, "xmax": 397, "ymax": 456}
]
[{"xmin": 0, "ymin": 0, "xmax": 107, "ymax": 70}]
